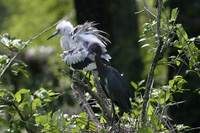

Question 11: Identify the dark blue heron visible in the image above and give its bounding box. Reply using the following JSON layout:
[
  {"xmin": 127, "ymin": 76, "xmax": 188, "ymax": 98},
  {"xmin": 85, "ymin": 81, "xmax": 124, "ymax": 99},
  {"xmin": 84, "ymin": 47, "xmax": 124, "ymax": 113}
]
[
  {"xmin": 86, "ymin": 43, "xmax": 132, "ymax": 115},
  {"xmin": 47, "ymin": 20, "xmax": 111, "ymax": 71}
]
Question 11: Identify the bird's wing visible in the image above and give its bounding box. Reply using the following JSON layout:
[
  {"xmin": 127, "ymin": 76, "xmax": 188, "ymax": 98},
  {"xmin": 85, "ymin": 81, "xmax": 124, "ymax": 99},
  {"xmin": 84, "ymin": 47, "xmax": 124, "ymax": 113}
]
[
  {"xmin": 61, "ymin": 47, "xmax": 96, "ymax": 70},
  {"xmin": 72, "ymin": 22, "xmax": 110, "ymax": 48},
  {"xmin": 61, "ymin": 47, "xmax": 86, "ymax": 65},
  {"xmin": 106, "ymin": 67, "xmax": 131, "ymax": 112}
]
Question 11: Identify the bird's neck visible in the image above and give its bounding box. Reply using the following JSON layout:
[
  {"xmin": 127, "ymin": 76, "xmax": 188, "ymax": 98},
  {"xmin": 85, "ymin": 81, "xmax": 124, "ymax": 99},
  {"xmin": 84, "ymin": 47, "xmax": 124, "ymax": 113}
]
[{"xmin": 95, "ymin": 55, "xmax": 108, "ymax": 77}]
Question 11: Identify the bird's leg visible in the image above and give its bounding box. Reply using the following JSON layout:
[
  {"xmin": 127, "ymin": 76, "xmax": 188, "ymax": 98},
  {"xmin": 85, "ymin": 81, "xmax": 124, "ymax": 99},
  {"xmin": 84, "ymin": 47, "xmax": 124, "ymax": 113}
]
[
  {"xmin": 118, "ymin": 115, "xmax": 121, "ymax": 132},
  {"xmin": 111, "ymin": 102, "xmax": 116, "ymax": 125}
]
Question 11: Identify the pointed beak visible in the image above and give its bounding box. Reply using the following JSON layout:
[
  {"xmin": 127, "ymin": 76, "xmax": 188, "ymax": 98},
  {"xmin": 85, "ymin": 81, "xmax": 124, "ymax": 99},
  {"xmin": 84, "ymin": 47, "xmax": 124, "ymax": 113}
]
[
  {"xmin": 86, "ymin": 49, "xmax": 92, "ymax": 59},
  {"xmin": 47, "ymin": 31, "xmax": 59, "ymax": 40},
  {"xmin": 85, "ymin": 49, "xmax": 92, "ymax": 61}
]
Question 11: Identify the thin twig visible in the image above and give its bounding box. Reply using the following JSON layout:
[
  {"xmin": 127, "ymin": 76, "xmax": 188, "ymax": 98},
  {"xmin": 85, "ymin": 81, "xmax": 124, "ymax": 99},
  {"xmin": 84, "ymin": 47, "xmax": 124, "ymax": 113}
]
[
  {"xmin": 143, "ymin": 6, "xmax": 168, "ymax": 31},
  {"xmin": 0, "ymin": 16, "xmax": 68, "ymax": 79},
  {"xmin": 142, "ymin": 0, "xmax": 155, "ymax": 33},
  {"xmin": 184, "ymin": 127, "xmax": 200, "ymax": 132},
  {"xmin": 135, "ymin": 9, "xmax": 145, "ymax": 14}
]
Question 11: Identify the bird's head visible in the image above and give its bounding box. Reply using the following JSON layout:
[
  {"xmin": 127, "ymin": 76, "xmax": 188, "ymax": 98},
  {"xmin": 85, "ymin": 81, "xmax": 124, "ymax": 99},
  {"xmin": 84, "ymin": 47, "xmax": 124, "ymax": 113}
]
[
  {"xmin": 47, "ymin": 20, "xmax": 73, "ymax": 40},
  {"xmin": 85, "ymin": 43, "xmax": 102, "ymax": 61}
]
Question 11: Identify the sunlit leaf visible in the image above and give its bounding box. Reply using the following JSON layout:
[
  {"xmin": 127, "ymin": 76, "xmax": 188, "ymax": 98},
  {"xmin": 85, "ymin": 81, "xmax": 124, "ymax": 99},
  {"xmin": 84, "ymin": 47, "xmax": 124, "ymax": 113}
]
[
  {"xmin": 35, "ymin": 115, "xmax": 49, "ymax": 125},
  {"xmin": 176, "ymin": 124, "xmax": 190, "ymax": 131},
  {"xmin": 141, "ymin": 44, "xmax": 151, "ymax": 48},
  {"xmin": 130, "ymin": 81, "xmax": 137, "ymax": 89},
  {"xmin": 147, "ymin": 103, "xmax": 153, "ymax": 116},
  {"xmin": 176, "ymin": 24, "xmax": 188, "ymax": 47},
  {"xmin": 138, "ymin": 124, "xmax": 153, "ymax": 133},
  {"xmin": 171, "ymin": 8, "xmax": 178, "ymax": 21},
  {"xmin": 15, "ymin": 89, "xmax": 29, "ymax": 102},
  {"xmin": 151, "ymin": 113, "xmax": 160, "ymax": 131},
  {"xmin": 138, "ymin": 38, "xmax": 147, "ymax": 42},
  {"xmin": 32, "ymin": 98, "xmax": 42, "ymax": 110}
]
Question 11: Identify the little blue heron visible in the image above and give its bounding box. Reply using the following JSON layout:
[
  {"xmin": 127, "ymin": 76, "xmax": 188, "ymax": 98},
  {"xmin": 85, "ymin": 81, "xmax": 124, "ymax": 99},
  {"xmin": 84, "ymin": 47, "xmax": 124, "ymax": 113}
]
[
  {"xmin": 47, "ymin": 20, "xmax": 111, "ymax": 71},
  {"xmin": 86, "ymin": 43, "xmax": 132, "ymax": 115}
]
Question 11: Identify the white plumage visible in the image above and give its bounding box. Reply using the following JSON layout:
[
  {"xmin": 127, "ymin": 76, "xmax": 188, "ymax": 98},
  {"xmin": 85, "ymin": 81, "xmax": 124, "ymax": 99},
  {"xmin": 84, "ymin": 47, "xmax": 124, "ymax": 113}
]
[{"xmin": 47, "ymin": 20, "xmax": 111, "ymax": 71}]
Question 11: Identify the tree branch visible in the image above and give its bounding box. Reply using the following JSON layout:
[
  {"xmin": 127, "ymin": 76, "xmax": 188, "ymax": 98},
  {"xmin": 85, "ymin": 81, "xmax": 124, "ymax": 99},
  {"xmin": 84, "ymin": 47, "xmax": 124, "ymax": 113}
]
[
  {"xmin": 92, "ymin": 73, "xmax": 112, "ymax": 125},
  {"xmin": 63, "ymin": 70, "xmax": 112, "ymax": 125},
  {"xmin": 0, "ymin": 16, "xmax": 68, "ymax": 79},
  {"xmin": 141, "ymin": 0, "xmax": 163, "ymax": 124},
  {"xmin": 3, "ymin": 100, "xmax": 31, "ymax": 133},
  {"xmin": 71, "ymin": 71, "xmax": 102, "ymax": 128}
]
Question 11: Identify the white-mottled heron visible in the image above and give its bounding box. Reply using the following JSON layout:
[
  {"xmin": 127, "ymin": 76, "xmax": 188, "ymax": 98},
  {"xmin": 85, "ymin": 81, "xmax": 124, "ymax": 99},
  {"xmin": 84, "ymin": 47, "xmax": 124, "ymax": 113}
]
[{"xmin": 47, "ymin": 20, "xmax": 111, "ymax": 71}]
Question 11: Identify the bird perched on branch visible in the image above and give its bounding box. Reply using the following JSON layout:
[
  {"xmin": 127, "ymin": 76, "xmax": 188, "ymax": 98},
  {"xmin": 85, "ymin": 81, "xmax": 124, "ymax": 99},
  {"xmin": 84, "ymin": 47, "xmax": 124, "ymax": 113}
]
[
  {"xmin": 85, "ymin": 43, "xmax": 132, "ymax": 115},
  {"xmin": 47, "ymin": 20, "xmax": 111, "ymax": 71}
]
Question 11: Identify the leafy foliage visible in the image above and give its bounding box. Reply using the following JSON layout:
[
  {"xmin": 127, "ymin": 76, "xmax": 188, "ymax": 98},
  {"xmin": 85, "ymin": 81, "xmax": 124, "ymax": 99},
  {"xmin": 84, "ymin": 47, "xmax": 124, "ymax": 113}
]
[
  {"xmin": 0, "ymin": 87, "xmax": 60, "ymax": 132},
  {"xmin": 0, "ymin": 1, "xmax": 200, "ymax": 133},
  {"xmin": 0, "ymin": 33, "xmax": 28, "ymax": 78}
]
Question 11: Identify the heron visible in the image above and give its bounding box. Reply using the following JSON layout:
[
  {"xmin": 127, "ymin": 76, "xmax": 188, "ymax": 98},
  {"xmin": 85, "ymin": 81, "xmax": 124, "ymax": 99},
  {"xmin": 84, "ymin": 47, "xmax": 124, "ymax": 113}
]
[
  {"xmin": 85, "ymin": 42, "xmax": 132, "ymax": 116},
  {"xmin": 47, "ymin": 20, "xmax": 111, "ymax": 71}
]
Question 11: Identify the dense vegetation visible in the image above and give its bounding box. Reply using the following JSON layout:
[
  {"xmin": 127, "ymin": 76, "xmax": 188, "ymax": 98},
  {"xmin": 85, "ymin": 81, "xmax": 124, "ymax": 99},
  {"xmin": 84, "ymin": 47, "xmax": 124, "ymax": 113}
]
[{"xmin": 0, "ymin": 0, "xmax": 200, "ymax": 132}]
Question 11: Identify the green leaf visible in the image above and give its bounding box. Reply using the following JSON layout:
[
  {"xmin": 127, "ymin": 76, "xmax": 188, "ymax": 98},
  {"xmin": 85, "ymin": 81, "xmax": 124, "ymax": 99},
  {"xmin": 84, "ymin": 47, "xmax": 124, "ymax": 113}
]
[
  {"xmin": 130, "ymin": 81, "xmax": 138, "ymax": 89},
  {"xmin": 138, "ymin": 80, "xmax": 145, "ymax": 86},
  {"xmin": 176, "ymin": 124, "xmax": 190, "ymax": 131},
  {"xmin": 175, "ymin": 60, "xmax": 181, "ymax": 66},
  {"xmin": 23, "ymin": 93, "xmax": 33, "ymax": 103},
  {"xmin": 32, "ymin": 98, "xmax": 42, "ymax": 110},
  {"xmin": 20, "ymin": 69, "xmax": 29, "ymax": 78},
  {"xmin": 0, "ymin": 118, "xmax": 10, "ymax": 127},
  {"xmin": 171, "ymin": 8, "xmax": 178, "ymax": 21},
  {"xmin": 141, "ymin": 44, "xmax": 151, "ymax": 48},
  {"xmin": 72, "ymin": 125, "xmax": 80, "ymax": 133},
  {"xmin": 79, "ymin": 112, "xmax": 87, "ymax": 119},
  {"xmin": 159, "ymin": 90, "xmax": 171, "ymax": 104},
  {"xmin": 138, "ymin": 124, "xmax": 153, "ymax": 133},
  {"xmin": 147, "ymin": 103, "xmax": 153, "ymax": 116},
  {"xmin": 176, "ymin": 24, "xmax": 188, "ymax": 47},
  {"xmin": 177, "ymin": 57, "xmax": 188, "ymax": 67},
  {"xmin": 15, "ymin": 89, "xmax": 29, "ymax": 102},
  {"xmin": 22, "ymin": 103, "xmax": 31, "ymax": 118},
  {"xmin": 138, "ymin": 38, "xmax": 147, "ymax": 42},
  {"xmin": 52, "ymin": 110, "xmax": 66, "ymax": 131},
  {"xmin": 151, "ymin": 113, "xmax": 160, "ymax": 131},
  {"xmin": 173, "ymin": 40, "xmax": 181, "ymax": 48},
  {"xmin": 100, "ymin": 117, "xmax": 107, "ymax": 123},
  {"xmin": 35, "ymin": 115, "xmax": 49, "ymax": 125},
  {"xmin": 177, "ymin": 79, "xmax": 187, "ymax": 89},
  {"xmin": 169, "ymin": 79, "xmax": 175, "ymax": 88},
  {"xmin": 35, "ymin": 89, "xmax": 49, "ymax": 99}
]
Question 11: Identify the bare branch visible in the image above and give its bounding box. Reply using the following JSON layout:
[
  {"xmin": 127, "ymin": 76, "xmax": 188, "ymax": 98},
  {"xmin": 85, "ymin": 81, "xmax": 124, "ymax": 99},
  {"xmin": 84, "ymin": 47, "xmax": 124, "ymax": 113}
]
[
  {"xmin": 0, "ymin": 16, "xmax": 68, "ymax": 79},
  {"xmin": 63, "ymin": 70, "xmax": 112, "ymax": 125},
  {"xmin": 143, "ymin": 6, "xmax": 168, "ymax": 31},
  {"xmin": 71, "ymin": 71, "xmax": 102, "ymax": 128}
]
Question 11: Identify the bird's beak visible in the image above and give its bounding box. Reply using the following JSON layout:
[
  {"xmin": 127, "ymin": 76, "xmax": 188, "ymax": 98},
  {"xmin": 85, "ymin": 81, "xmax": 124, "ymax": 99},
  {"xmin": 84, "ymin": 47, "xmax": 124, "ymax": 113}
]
[
  {"xmin": 85, "ymin": 49, "xmax": 92, "ymax": 60},
  {"xmin": 47, "ymin": 31, "xmax": 59, "ymax": 40}
]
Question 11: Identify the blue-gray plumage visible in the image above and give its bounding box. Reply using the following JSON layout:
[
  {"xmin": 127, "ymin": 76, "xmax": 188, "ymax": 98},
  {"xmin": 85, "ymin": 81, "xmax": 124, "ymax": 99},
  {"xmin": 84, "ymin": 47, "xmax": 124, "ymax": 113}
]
[{"xmin": 86, "ymin": 43, "xmax": 132, "ymax": 115}]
